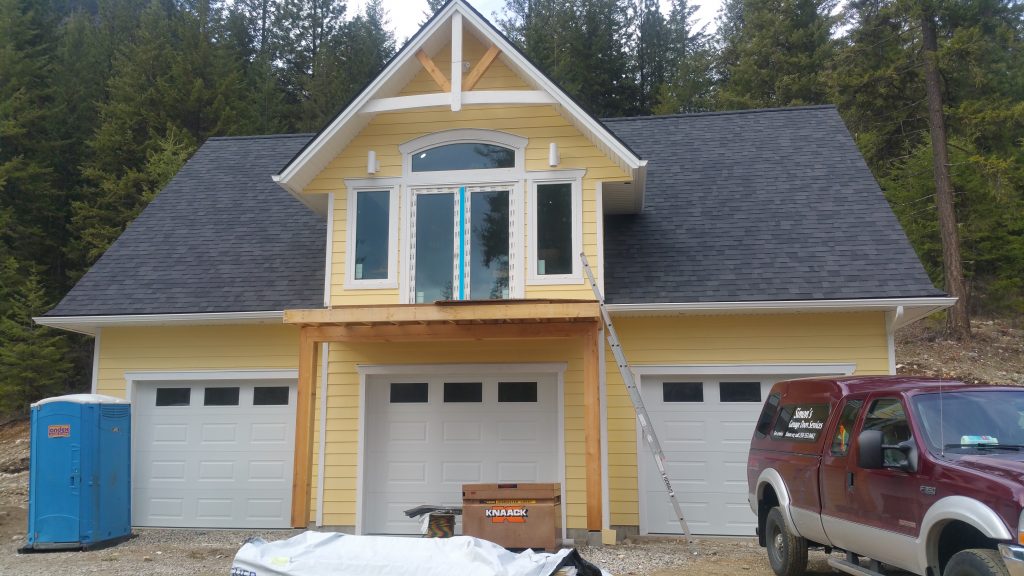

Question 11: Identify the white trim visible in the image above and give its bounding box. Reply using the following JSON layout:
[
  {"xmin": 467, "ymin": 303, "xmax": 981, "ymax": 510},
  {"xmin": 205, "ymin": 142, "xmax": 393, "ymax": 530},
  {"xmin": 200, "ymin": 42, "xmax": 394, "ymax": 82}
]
[
  {"xmin": 344, "ymin": 177, "xmax": 403, "ymax": 189},
  {"xmin": 317, "ymin": 342, "xmax": 330, "ymax": 526},
  {"xmin": 886, "ymin": 306, "xmax": 903, "ymax": 375},
  {"xmin": 399, "ymin": 129, "xmax": 528, "ymax": 176},
  {"xmin": 35, "ymin": 310, "xmax": 286, "ymax": 335},
  {"xmin": 596, "ymin": 181, "xmax": 605, "ymax": 296},
  {"xmin": 90, "ymin": 328, "xmax": 101, "ymax": 394},
  {"xmin": 450, "ymin": 12, "xmax": 462, "ymax": 112},
  {"xmin": 324, "ymin": 193, "xmax": 335, "ymax": 306},
  {"xmin": 124, "ymin": 369, "xmax": 299, "ymax": 391},
  {"xmin": 354, "ymin": 362, "xmax": 567, "ymax": 536},
  {"xmin": 630, "ymin": 363, "xmax": 857, "ymax": 378},
  {"xmin": 344, "ymin": 185, "xmax": 400, "ymax": 290},
  {"xmin": 462, "ymin": 90, "xmax": 555, "ymax": 106},
  {"xmin": 527, "ymin": 176, "xmax": 584, "ymax": 285},
  {"xmin": 524, "ymin": 169, "xmax": 586, "ymax": 181},
  {"xmin": 362, "ymin": 93, "xmax": 450, "ymax": 114}
]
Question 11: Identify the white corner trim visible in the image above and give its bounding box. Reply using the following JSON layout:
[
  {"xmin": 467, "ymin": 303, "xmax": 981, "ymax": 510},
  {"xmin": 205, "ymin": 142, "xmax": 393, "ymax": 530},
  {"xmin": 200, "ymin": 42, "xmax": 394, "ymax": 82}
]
[
  {"xmin": 630, "ymin": 363, "xmax": 857, "ymax": 378},
  {"xmin": 324, "ymin": 193, "xmax": 335, "ymax": 307},
  {"xmin": 90, "ymin": 328, "xmax": 101, "ymax": 394},
  {"xmin": 344, "ymin": 185, "xmax": 400, "ymax": 290},
  {"xmin": 316, "ymin": 342, "xmax": 329, "ymax": 526},
  {"xmin": 356, "ymin": 368, "xmax": 368, "ymax": 535},
  {"xmin": 596, "ymin": 181, "xmax": 606, "ymax": 296}
]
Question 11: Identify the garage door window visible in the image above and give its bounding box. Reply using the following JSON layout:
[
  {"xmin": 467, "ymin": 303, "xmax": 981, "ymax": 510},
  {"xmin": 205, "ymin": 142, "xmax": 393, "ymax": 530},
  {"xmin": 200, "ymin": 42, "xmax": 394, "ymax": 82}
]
[
  {"xmin": 498, "ymin": 381, "xmax": 537, "ymax": 402},
  {"xmin": 254, "ymin": 386, "xmax": 289, "ymax": 406},
  {"xmin": 444, "ymin": 381, "xmax": 482, "ymax": 402},
  {"xmin": 720, "ymin": 382, "xmax": 762, "ymax": 403},
  {"xmin": 155, "ymin": 387, "xmax": 190, "ymax": 407},
  {"xmin": 204, "ymin": 387, "xmax": 240, "ymax": 406},
  {"xmin": 663, "ymin": 382, "xmax": 703, "ymax": 402},
  {"xmin": 390, "ymin": 382, "xmax": 428, "ymax": 403}
]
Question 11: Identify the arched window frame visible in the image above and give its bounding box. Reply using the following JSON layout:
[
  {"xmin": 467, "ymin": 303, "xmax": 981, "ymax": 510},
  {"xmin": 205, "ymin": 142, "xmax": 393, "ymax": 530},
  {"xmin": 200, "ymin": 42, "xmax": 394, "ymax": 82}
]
[{"xmin": 398, "ymin": 129, "xmax": 527, "ymax": 185}]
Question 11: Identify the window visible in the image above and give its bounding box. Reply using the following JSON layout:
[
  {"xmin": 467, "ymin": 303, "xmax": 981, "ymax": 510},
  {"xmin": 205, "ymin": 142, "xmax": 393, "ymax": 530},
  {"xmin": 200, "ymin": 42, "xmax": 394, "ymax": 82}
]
[
  {"xmin": 346, "ymin": 187, "xmax": 397, "ymax": 289},
  {"xmin": 755, "ymin": 393, "xmax": 781, "ymax": 438},
  {"xmin": 444, "ymin": 382, "xmax": 482, "ymax": 403},
  {"xmin": 499, "ymin": 382, "xmax": 537, "ymax": 403},
  {"xmin": 254, "ymin": 386, "xmax": 290, "ymax": 406},
  {"xmin": 720, "ymin": 382, "xmax": 762, "ymax": 403},
  {"xmin": 864, "ymin": 398, "xmax": 912, "ymax": 466},
  {"xmin": 204, "ymin": 387, "xmax": 239, "ymax": 406},
  {"xmin": 830, "ymin": 399, "xmax": 863, "ymax": 456},
  {"xmin": 390, "ymin": 382, "xmax": 428, "ymax": 403},
  {"xmin": 772, "ymin": 403, "xmax": 830, "ymax": 442},
  {"xmin": 663, "ymin": 382, "xmax": 703, "ymax": 403},
  {"xmin": 156, "ymin": 387, "xmax": 190, "ymax": 407},
  {"xmin": 529, "ymin": 177, "xmax": 582, "ymax": 284},
  {"xmin": 412, "ymin": 143, "xmax": 515, "ymax": 172}
]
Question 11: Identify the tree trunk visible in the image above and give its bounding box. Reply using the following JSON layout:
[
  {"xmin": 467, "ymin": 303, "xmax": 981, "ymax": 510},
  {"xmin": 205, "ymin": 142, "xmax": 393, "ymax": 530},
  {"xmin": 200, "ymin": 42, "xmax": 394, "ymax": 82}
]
[{"xmin": 920, "ymin": 8, "xmax": 970, "ymax": 339}]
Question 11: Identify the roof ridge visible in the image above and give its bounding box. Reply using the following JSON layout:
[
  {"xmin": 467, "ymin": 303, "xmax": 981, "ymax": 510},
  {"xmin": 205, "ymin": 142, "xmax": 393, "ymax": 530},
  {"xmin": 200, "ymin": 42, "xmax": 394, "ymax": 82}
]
[
  {"xmin": 601, "ymin": 105, "xmax": 837, "ymax": 123},
  {"xmin": 206, "ymin": 133, "xmax": 315, "ymax": 142}
]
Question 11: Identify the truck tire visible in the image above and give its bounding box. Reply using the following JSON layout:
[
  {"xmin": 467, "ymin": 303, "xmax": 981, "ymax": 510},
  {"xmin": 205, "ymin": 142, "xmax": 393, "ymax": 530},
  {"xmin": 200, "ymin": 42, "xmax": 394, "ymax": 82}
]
[
  {"xmin": 765, "ymin": 506, "xmax": 808, "ymax": 576},
  {"xmin": 944, "ymin": 549, "xmax": 1009, "ymax": 576}
]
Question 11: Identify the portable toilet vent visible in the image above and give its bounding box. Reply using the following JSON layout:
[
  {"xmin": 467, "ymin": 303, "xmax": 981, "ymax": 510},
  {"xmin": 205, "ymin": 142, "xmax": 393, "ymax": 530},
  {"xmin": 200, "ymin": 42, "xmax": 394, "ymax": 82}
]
[{"xmin": 22, "ymin": 394, "xmax": 131, "ymax": 551}]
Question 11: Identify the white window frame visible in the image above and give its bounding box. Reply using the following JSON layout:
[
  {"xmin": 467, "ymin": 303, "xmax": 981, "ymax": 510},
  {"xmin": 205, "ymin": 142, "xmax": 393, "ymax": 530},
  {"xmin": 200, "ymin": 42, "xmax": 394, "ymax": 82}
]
[
  {"xmin": 399, "ymin": 129, "xmax": 528, "ymax": 187},
  {"xmin": 527, "ymin": 170, "xmax": 585, "ymax": 285},
  {"xmin": 344, "ymin": 183, "xmax": 400, "ymax": 290}
]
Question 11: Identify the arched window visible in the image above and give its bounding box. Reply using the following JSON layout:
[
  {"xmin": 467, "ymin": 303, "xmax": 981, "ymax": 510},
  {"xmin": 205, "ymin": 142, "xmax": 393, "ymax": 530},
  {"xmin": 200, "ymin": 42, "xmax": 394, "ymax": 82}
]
[{"xmin": 411, "ymin": 143, "xmax": 515, "ymax": 172}]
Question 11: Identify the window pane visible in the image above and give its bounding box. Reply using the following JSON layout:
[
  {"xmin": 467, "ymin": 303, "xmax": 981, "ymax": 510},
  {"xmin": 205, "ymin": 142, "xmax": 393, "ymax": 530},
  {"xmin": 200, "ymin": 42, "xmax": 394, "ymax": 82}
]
[
  {"xmin": 755, "ymin": 393, "xmax": 781, "ymax": 438},
  {"xmin": 772, "ymin": 404, "xmax": 830, "ymax": 442},
  {"xmin": 156, "ymin": 387, "xmax": 190, "ymax": 407},
  {"xmin": 390, "ymin": 382, "xmax": 428, "ymax": 403},
  {"xmin": 536, "ymin": 183, "xmax": 572, "ymax": 275},
  {"xmin": 830, "ymin": 400, "xmax": 863, "ymax": 456},
  {"xmin": 499, "ymin": 382, "xmax": 537, "ymax": 402},
  {"xmin": 470, "ymin": 190, "xmax": 510, "ymax": 300},
  {"xmin": 864, "ymin": 398, "xmax": 911, "ymax": 467},
  {"xmin": 414, "ymin": 193, "xmax": 455, "ymax": 302},
  {"xmin": 720, "ymin": 382, "xmax": 762, "ymax": 403},
  {"xmin": 663, "ymin": 382, "xmax": 703, "ymax": 402},
  {"xmin": 254, "ymin": 386, "xmax": 290, "ymax": 406},
  {"xmin": 412, "ymin": 143, "xmax": 515, "ymax": 172},
  {"xmin": 354, "ymin": 190, "xmax": 389, "ymax": 280},
  {"xmin": 204, "ymin": 387, "xmax": 239, "ymax": 406},
  {"xmin": 444, "ymin": 382, "xmax": 482, "ymax": 403}
]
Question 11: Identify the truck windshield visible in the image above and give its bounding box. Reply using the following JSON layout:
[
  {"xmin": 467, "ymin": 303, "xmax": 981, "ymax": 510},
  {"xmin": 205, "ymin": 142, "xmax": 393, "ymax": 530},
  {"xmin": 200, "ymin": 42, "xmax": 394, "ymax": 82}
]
[{"xmin": 911, "ymin": 390, "xmax": 1024, "ymax": 454}]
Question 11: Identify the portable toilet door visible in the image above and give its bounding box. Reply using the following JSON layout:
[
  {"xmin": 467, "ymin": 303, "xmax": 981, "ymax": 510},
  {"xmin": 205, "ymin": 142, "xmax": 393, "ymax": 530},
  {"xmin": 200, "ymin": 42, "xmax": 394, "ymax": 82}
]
[{"xmin": 26, "ymin": 398, "xmax": 83, "ymax": 547}]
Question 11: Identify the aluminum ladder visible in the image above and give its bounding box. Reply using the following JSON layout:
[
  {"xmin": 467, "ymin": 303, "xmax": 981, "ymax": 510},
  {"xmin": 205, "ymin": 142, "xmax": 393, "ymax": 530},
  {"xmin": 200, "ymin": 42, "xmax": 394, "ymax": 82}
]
[{"xmin": 581, "ymin": 253, "xmax": 693, "ymax": 540}]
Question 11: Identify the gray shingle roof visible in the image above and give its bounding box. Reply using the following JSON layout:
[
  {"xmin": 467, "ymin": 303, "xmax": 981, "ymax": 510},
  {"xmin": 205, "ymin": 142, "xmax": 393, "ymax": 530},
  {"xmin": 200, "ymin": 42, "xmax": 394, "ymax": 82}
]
[
  {"xmin": 602, "ymin": 106, "xmax": 945, "ymax": 304},
  {"xmin": 46, "ymin": 105, "xmax": 942, "ymax": 318},
  {"xmin": 45, "ymin": 134, "xmax": 326, "ymax": 316}
]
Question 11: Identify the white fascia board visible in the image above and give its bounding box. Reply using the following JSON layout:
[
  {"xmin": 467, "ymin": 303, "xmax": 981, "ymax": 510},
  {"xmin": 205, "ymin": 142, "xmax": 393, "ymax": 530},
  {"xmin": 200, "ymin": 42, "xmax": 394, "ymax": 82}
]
[
  {"xmin": 606, "ymin": 297, "xmax": 957, "ymax": 327},
  {"xmin": 34, "ymin": 310, "xmax": 287, "ymax": 335}
]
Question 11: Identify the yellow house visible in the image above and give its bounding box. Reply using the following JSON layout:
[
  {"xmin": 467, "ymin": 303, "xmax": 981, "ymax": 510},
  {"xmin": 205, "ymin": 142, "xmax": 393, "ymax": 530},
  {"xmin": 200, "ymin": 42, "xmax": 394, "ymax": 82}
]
[{"xmin": 38, "ymin": 0, "xmax": 953, "ymax": 544}]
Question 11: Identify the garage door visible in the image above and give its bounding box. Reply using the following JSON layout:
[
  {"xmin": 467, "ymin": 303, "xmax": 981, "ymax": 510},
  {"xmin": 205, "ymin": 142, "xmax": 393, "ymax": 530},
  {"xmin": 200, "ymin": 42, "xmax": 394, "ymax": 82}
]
[
  {"xmin": 133, "ymin": 380, "xmax": 296, "ymax": 528},
  {"xmin": 363, "ymin": 373, "xmax": 559, "ymax": 534},
  {"xmin": 640, "ymin": 378, "xmax": 775, "ymax": 535}
]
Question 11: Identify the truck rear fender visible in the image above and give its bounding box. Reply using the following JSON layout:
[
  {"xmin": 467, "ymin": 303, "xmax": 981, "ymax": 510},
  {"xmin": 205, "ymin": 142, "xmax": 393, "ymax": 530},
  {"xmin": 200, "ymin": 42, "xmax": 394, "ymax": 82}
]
[
  {"xmin": 919, "ymin": 496, "xmax": 1012, "ymax": 571},
  {"xmin": 755, "ymin": 469, "xmax": 799, "ymax": 537}
]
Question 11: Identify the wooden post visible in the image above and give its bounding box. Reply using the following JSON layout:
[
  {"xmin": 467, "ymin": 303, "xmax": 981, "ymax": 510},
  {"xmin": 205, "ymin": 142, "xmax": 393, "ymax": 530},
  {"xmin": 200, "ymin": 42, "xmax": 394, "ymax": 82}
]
[
  {"xmin": 582, "ymin": 321, "xmax": 602, "ymax": 533},
  {"xmin": 291, "ymin": 327, "xmax": 319, "ymax": 527}
]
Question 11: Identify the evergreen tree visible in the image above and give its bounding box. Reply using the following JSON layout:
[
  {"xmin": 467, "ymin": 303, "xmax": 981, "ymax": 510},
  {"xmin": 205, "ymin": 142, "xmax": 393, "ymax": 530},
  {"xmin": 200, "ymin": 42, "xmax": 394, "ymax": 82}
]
[
  {"xmin": 636, "ymin": 0, "xmax": 669, "ymax": 115},
  {"xmin": 656, "ymin": 0, "xmax": 716, "ymax": 113}
]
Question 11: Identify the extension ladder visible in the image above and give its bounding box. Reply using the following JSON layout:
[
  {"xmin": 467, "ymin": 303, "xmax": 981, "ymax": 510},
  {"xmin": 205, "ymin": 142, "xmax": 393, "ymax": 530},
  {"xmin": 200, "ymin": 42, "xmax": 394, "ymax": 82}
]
[{"xmin": 580, "ymin": 253, "xmax": 693, "ymax": 540}]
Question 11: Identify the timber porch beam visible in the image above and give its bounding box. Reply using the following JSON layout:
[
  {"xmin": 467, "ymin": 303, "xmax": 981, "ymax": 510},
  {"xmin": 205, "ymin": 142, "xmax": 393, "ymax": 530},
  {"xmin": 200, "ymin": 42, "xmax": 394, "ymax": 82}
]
[
  {"xmin": 303, "ymin": 321, "xmax": 595, "ymax": 343},
  {"xmin": 284, "ymin": 301, "xmax": 600, "ymax": 326},
  {"xmin": 583, "ymin": 322, "xmax": 603, "ymax": 533},
  {"xmin": 291, "ymin": 327, "xmax": 319, "ymax": 527}
]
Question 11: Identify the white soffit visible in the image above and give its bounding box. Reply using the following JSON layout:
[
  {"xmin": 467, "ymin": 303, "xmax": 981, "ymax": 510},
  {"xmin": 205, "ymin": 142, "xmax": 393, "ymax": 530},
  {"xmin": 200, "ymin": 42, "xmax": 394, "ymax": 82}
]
[{"xmin": 273, "ymin": 0, "xmax": 644, "ymax": 213}]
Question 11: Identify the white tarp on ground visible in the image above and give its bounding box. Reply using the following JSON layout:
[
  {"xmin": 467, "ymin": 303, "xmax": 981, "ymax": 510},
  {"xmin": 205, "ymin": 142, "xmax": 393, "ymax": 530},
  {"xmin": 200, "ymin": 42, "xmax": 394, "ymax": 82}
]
[{"xmin": 231, "ymin": 531, "xmax": 610, "ymax": 576}]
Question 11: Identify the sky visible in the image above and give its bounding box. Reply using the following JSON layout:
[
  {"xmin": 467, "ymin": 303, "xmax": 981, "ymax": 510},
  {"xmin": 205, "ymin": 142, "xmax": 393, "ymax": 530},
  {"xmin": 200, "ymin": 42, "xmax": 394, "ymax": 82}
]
[{"xmin": 350, "ymin": 0, "xmax": 723, "ymax": 46}]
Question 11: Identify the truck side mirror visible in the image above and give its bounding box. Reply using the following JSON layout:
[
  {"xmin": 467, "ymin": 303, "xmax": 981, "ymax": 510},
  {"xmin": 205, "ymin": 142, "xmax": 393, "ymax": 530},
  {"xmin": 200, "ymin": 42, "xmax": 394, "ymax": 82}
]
[
  {"xmin": 858, "ymin": 429, "xmax": 884, "ymax": 469},
  {"xmin": 894, "ymin": 440, "xmax": 919, "ymax": 473}
]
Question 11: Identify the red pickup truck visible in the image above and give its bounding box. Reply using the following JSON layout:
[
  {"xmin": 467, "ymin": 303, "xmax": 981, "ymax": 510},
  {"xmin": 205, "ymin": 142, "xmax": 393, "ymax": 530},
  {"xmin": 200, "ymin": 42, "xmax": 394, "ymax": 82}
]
[{"xmin": 747, "ymin": 376, "xmax": 1024, "ymax": 576}]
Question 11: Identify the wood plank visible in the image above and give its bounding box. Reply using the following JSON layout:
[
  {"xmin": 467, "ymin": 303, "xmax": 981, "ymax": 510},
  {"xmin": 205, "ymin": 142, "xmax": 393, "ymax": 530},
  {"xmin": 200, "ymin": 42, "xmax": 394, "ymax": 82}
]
[
  {"xmin": 416, "ymin": 50, "xmax": 451, "ymax": 92},
  {"xmin": 582, "ymin": 323, "xmax": 602, "ymax": 532},
  {"xmin": 284, "ymin": 301, "xmax": 600, "ymax": 326},
  {"xmin": 290, "ymin": 327, "xmax": 319, "ymax": 527},
  {"xmin": 464, "ymin": 44, "xmax": 501, "ymax": 91},
  {"xmin": 304, "ymin": 321, "xmax": 596, "ymax": 342}
]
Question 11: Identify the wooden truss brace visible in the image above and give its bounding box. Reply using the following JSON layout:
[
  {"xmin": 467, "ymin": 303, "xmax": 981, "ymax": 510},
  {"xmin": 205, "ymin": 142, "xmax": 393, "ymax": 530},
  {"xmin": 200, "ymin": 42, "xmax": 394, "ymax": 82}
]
[
  {"xmin": 464, "ymin": 44, "xmax": 501, "ymax": 91},
  {"xmin": 416, "ymin": 49, "xmax": 451, "ymax": 92}
]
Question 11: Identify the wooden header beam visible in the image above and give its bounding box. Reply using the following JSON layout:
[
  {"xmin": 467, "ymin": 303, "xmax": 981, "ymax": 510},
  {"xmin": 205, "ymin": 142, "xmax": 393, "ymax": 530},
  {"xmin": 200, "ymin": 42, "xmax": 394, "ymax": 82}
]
[
  {"xmin": 284, "ymin": 301, "xmax": 601, "ymax": 327},
  {"xmin": 303, "ymin": 321, "xmax": 595, "ymax": 343}
]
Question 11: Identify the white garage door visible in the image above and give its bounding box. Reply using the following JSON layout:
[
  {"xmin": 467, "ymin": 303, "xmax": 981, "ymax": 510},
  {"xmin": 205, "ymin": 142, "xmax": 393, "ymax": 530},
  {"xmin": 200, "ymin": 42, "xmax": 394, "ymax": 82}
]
[
  {"xmin": 640, "ymin": 378, "xmax": 775, "ymax": 536},
  {"xmin": 363, "ymin": 373, "xmax": 559, "ymax": 534},
  {"xmin": 133, "ymin": 380, "xmax": 296, "ymax": 528}
]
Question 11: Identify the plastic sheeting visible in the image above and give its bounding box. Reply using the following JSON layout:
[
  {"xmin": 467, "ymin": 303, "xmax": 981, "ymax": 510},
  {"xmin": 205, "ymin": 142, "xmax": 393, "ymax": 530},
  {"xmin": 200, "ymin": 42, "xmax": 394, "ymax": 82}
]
[{"xmin": 231, "ymin": 531, "xmax": 609, "ymax": 576}]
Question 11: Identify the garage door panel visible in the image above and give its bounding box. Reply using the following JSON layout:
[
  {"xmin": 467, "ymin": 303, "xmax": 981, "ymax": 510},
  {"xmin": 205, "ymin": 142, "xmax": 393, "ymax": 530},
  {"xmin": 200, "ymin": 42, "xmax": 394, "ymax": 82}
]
[{"xmin": 133, "ymin": 380, "xmax": 295, "ymax": 528}]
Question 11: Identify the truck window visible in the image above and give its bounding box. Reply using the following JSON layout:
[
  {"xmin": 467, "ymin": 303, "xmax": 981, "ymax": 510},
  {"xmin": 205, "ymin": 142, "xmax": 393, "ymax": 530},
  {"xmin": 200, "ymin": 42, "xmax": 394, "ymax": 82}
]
[
  {"xmin": 864, "ymin": 398, "xmax": 912, "ymax": 467},
  {"xmin": 830, "ymin": 399, "xmax": 863, "ymax": 456},
  {"xmin": 772, "ymin": 403, "xmax": 830, "ymax": 442},
  {"xmin": 754, "ymin": 393, "xmax": 780, "ymax": 438}
]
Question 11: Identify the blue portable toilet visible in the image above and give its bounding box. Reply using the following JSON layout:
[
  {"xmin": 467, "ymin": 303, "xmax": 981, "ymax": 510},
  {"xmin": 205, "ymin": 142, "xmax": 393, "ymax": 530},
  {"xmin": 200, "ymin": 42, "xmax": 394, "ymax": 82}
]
[{"xmin": 22, "ymin": 394, "xmax": 131, "ymax": 551}]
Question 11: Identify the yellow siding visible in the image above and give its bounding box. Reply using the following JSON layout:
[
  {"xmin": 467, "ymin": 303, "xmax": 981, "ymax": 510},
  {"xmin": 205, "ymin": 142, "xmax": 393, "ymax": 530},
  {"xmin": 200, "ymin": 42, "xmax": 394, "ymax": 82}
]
[
  {"xmin": 603, "ymin": 311, "xmax": 889, "ymax": 527},
  {"xmin": 313, "ymin": 32, "xmax": 629, "ymax": 306}
]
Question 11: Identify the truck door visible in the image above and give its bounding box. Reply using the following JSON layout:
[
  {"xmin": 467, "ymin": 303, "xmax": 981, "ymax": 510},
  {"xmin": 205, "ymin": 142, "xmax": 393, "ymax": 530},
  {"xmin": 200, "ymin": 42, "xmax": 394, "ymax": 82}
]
[{"xmin": 819, "ymin": 396, "xmax": 866, "ymax": 547}]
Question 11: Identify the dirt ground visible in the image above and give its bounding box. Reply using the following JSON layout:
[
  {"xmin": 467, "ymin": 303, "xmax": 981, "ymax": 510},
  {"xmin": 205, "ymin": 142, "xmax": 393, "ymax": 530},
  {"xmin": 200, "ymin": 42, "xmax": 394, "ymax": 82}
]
[{"xmin": 0, "ymin": 317, "xmax": 1019, "ymax": 574}]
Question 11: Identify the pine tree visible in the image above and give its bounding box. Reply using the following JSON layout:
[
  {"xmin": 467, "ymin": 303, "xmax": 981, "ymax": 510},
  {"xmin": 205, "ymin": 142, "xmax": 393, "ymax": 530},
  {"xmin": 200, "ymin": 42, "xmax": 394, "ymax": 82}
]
[
  {"xmin": 636, "ymin": 0, "xmax": 669, "ymax": 115},
  {"xmin": 655, "ymin": 0, "xmax": 716, "ymax": 113}
]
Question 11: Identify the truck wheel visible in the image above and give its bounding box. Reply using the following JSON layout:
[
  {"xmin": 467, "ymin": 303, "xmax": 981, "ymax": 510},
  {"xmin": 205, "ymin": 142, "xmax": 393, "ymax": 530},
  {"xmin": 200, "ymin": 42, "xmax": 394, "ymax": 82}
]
[
  {"xmin": 944, "ymin": 549, "xmax": 1009, "ymax": 576},
  {"xmin": 765, "ymin": 507, "xmax": 807, "ymax": 576}
]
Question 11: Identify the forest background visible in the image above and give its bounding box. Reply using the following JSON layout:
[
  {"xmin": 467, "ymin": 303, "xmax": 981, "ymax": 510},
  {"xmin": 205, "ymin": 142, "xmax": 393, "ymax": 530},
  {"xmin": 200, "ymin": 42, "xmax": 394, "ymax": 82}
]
[{"xmin": 1, "ymin": 0, "xmax": 1022, "ymax": 414}]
